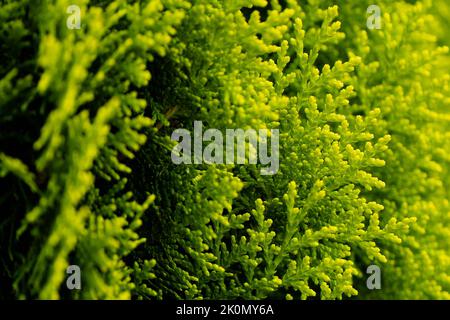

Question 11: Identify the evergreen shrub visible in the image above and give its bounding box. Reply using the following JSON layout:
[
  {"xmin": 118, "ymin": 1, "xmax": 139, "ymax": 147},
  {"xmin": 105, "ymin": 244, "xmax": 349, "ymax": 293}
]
[{"xmin": 0, "ymin": 0, "xmax": 449, "ymax": 299}]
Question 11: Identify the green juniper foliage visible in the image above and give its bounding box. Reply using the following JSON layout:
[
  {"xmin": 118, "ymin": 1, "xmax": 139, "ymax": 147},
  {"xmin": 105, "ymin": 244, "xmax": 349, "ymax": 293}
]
[{"xmin": 0, "ymin": 0, "xmax": 449, "ymax": 299}]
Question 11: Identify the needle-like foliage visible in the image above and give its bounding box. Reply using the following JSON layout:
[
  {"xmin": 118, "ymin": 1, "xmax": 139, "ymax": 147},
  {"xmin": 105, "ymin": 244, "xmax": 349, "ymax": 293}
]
[{"xmin": 0, "ymin": 0, "xmax": 449, "ymax": 299}]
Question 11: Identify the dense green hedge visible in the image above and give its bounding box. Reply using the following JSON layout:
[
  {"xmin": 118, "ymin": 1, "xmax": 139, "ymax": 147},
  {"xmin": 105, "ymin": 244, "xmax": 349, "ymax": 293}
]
[{"xmin": 0, "ymin": 0, "xmax": 449, "ymax": 299}]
